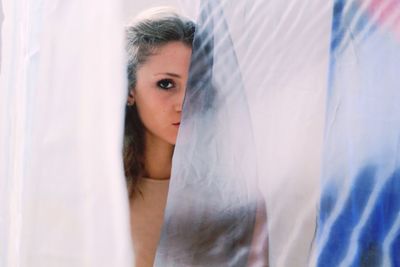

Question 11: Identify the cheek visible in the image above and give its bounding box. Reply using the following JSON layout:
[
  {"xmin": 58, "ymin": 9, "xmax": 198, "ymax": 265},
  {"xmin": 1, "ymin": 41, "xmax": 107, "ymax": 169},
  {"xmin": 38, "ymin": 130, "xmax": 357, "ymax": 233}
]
[
  {"xmin": 144, "ymin": 91, "xmax": 169, "ymax": 113},
  {"xmin": 136, "ymin": 90, "xmax": 170, "ymax": 126}
]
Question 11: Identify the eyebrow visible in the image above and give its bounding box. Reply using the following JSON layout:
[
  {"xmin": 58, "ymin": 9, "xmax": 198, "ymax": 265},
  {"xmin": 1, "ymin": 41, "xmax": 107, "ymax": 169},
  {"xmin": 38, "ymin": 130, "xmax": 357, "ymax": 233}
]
[{"xmin": 154, "ymin": 72, "xmax": 182, "ymax": 78}]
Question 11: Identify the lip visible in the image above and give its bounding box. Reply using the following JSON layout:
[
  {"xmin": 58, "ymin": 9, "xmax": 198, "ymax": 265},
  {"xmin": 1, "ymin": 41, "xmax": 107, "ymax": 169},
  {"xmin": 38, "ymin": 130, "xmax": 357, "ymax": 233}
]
[{"xmin": 172, "ymin": 122, "xmax": 180, "ymax": 127}]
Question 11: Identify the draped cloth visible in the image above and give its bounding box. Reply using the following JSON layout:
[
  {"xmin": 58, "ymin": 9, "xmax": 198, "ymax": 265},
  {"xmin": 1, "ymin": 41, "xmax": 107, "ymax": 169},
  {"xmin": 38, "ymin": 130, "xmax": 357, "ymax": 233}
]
[
  {"xmin": 315, "ymin": 1, "xmax": 400, "ymax": 266},
  {"xmin": 160, "ymin": 0, "xmax": 331, "ymax": 266},
  {"xmin": 1, "ymin": 0, "xmax": 399, "ymax": 266},
  {"xmin": 0, "ymin": 0, "xmax": 133, "ymax": 266},
  {"xmin": 155, "ymin": 0, "xmax": 261, "ymax": 266}
]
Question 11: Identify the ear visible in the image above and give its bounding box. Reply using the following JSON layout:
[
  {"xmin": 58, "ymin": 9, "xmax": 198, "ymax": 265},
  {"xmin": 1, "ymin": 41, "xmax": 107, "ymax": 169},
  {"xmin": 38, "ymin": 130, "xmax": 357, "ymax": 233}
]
[{"xmin": 127, "ymin": 89, "xmax": 135, "ymax": 105}]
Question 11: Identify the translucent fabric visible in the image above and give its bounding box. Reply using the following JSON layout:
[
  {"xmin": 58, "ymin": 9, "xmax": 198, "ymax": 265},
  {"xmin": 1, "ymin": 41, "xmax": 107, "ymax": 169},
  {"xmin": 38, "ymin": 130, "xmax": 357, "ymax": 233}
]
[
  {"xmin": 0, "ymin": 0, "xmax": 133, "ymax": 266},
  {"xmin": 1, "ymin": 0, "xmax": 399, "ymax": 267},
  {"xmin": 158, "ymin": 0, "xmax": 400, "ymax": 266},
  {"xmin": 156, "ymin": 0, "xmax": 330, "ymax": 266},
  {"xmin": 315, "ymin": 1, "xmax": 400, "ymax": 266},
  {"xmin": 156, "ymin": 0, "xmax": 265, "ymax": 265}
]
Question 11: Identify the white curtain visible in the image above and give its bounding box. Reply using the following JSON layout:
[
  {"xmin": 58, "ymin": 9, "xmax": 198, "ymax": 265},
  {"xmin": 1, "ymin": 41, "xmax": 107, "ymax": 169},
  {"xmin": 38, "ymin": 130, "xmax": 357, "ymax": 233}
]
[{"xmin": 0, "ymin": 0, "xmax": 133, "ymax": 266}]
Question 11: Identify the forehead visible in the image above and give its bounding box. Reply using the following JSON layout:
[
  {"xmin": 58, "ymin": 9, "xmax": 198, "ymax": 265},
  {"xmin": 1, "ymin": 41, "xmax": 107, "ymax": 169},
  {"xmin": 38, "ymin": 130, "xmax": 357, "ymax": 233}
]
[{"xmin": 139, "ymin": 41, "xmax": 192, "ymax": 75}]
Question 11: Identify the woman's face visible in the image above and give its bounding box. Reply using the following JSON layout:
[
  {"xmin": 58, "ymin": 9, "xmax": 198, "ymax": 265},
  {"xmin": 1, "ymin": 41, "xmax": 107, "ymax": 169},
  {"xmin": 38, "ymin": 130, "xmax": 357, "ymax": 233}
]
[{"xmin": 129, "ymin": 41, "xmax": 192, "ymax": 145}]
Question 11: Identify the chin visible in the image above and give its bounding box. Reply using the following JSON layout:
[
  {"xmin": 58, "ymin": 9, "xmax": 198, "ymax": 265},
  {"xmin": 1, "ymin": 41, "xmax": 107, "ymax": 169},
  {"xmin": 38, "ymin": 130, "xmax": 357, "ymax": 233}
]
[
  {"xmin": 167, "ymin": 138, "xmax": 177, "ymax": 146},
  {"xmin": 166, "ymin": 135, "xmax": 178, "ymax": 146},
  {"xmin": 159, "ymin": 133, "xmax": 175, "ymax": 146}
]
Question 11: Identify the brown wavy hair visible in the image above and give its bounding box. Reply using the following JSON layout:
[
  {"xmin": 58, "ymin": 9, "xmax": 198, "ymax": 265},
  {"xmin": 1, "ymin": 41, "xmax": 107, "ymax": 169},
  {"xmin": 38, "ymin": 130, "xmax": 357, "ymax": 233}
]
[{"xmin": 123, "ymin": 7, "xmax": 195, "ymax": 197}]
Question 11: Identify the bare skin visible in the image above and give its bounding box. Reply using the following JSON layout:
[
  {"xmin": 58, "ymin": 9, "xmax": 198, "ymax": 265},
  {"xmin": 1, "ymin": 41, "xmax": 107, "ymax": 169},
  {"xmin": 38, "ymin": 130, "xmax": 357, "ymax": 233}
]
[
  {"xmin": 127, "ymin": 41, "xmax": 192, "ymax": 179},
  {"xmin": 142, "ymin": 131, "xmax": 174, "ymax": 180},
  {"xmin": 128, "ymin": 41, "xmax": 192, "ymax": 267}
]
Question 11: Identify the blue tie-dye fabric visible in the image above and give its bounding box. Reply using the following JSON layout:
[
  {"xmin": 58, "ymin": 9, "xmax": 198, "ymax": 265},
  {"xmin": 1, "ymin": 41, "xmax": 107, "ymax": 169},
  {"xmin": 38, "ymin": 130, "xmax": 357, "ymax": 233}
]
[{"xmin": 317, "ymin": 0, "xmax": 400, "ymax": 266}]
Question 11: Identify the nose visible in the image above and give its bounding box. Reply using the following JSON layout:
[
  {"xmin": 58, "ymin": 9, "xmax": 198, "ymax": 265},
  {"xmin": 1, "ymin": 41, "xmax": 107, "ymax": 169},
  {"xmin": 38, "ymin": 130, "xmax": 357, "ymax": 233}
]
[{"xmin": 174, "ymin": 87, "xmax": 186, "ymax": 112}]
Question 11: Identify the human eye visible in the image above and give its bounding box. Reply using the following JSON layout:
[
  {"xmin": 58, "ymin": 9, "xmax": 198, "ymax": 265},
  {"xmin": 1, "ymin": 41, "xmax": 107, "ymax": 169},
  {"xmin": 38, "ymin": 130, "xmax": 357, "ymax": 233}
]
[{"xmin": 157, "ymin": 79, "xmax": 175, "ymax": 90}]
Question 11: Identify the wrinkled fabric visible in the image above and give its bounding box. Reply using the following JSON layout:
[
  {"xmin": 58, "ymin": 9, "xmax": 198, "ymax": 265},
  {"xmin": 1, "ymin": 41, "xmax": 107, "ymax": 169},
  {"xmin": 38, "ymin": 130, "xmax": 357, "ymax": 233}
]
[
  {"xmin": 157, "ymin": 0, "xmax": 330, "ymax": 266},
  {"xmin": 156, "ymin": 1, "xmax": 261, "ymax": 266},
  {"xmin": 159, "ymin": 0, "xmax": 399, "ymax": 266}
]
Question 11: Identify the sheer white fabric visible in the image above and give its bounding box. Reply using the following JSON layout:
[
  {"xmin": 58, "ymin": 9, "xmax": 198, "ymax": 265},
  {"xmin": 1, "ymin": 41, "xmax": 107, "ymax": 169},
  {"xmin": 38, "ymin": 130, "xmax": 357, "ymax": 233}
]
[
  {"xmin": 0, "ymin": 0, "xmax": 132, "ymax": 266},
  {"xmin": 157, "ymin": 0, "xmax": 331, "ymax": 266}
]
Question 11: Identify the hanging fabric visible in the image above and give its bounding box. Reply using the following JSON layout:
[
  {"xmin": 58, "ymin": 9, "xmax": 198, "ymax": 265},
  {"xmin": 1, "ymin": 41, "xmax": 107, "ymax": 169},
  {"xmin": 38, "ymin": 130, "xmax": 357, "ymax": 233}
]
[
  {"xmin": 0, "ymin": 0, "xmax": 133, "ymax": 266},
  {"xmin": 315, "ymin": 0, "xmax": 400, "ymax": 266}
]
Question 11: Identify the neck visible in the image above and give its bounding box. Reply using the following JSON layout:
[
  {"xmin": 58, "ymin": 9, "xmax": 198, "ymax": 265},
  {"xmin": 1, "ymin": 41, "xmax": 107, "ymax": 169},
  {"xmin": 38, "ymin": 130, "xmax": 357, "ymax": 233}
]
[{"xmin": 143, "ymin": 131, "xmax": 174, "ymax": 180}]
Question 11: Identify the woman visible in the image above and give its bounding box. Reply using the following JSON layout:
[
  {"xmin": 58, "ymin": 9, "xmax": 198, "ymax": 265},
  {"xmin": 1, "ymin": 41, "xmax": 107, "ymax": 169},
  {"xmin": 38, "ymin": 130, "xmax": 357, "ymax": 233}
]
[
  {"xmin": 124, "ymin": 7, "xmax": 195, "ymax": 267},
  {"xmin": 124, "ymin": 7, "xmax": 268, "ymax": 267}
]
